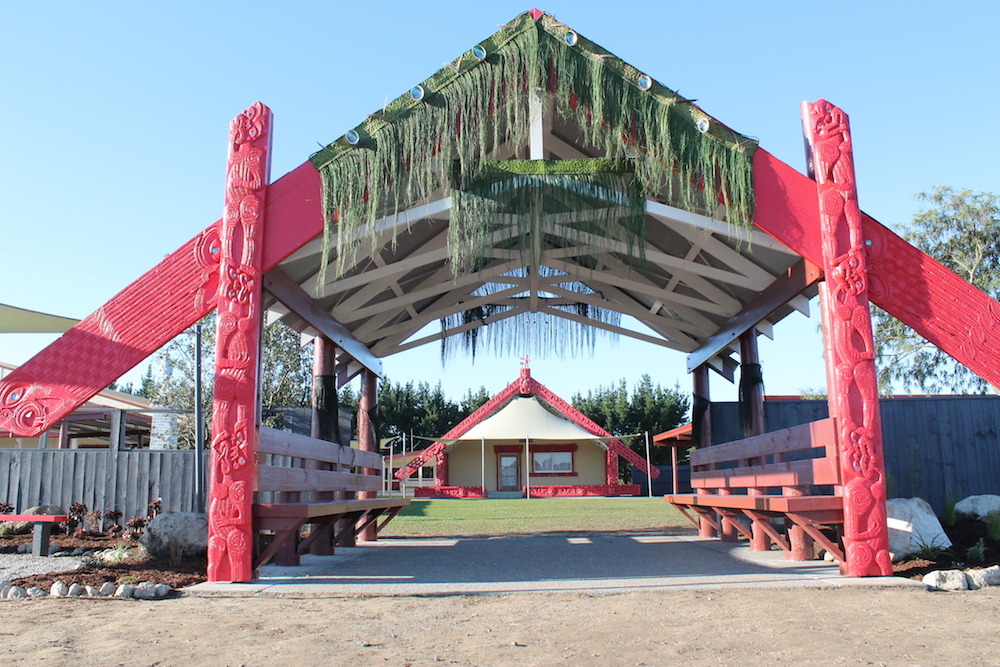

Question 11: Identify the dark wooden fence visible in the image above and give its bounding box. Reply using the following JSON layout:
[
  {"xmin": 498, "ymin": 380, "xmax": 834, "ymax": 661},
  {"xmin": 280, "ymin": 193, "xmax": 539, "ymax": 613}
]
[
  {"xmin": 710, "ymin": 396, "xmax": 1000, "ymax": 515},
  {"xmin": 0, "ymin": 410, "xmax": 207, "ymax": 521}
]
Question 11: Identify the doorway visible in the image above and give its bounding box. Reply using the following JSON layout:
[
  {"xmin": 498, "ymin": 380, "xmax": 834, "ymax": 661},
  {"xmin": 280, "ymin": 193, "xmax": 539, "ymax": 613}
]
[{"xmin": 497, "ymin": 453, "xmax": 521, "ymax": 491}]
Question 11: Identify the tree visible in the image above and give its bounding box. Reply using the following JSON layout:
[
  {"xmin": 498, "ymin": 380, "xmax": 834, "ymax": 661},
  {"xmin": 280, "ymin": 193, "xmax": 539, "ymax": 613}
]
[
  {"xmin": 139, "ymin": 313, "xmax": 314, "ymax": 447},
  {"xmin": 572, "ymin": 375, "xmax": 689, "ymax": 475},
  {"xmin": 874, "ymin": 187, "xmax": 1000, "ymax": 394}
]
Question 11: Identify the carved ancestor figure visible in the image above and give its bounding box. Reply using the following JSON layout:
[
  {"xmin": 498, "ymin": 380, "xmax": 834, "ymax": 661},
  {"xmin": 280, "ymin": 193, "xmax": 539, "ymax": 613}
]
[
  {"xmin": 804, "ymin": 100, "xmax": 892, "ymax": 576},
  {"xmin": 207, "ymin": 102, "xmax": 271, "ymax": 582}
]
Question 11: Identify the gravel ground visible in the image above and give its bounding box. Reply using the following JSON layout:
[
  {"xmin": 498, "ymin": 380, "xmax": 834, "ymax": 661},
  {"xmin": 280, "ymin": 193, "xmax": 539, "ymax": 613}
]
[{"xmin": 0, "ymin": 553, "xmax": 82, "ymax": 584}]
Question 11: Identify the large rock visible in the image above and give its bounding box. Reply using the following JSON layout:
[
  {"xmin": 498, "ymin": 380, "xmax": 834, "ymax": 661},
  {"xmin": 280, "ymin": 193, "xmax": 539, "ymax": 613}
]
[
  {"xmin": 966, "ymin": 565, "xmax": 1000, "ymax": 590},
  {"xmin": 0, "ymin": 505, "xmax": 65, "ymax": 534},
  {"xmin": 923, "ymin": 569, "xmax": 969, "ymax": 591},
  {"xmin": 886, "ymin": 497, "xmax": 951, "ymax": 561},
  {"xmin": 139, "ymin": 512, "xmax": 208, "ymax": 560},
  {"xmin": 954, "ymin": 495, "xmax": 1000, "ymax": 521}
]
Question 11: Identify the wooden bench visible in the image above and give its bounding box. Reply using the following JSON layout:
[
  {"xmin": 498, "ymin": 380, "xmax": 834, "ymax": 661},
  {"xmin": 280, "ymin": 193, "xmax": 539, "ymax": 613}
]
[
  {"xmin": 252, "ymin": 426, "xmax": 409, "ymax": 571},
  {"xmin": 665, "ymin": 418, "xmax": 845, "ymax": 565},
  {"xmin": 1, "ymin": 514, "xmax": 69, "ymax": 557}
]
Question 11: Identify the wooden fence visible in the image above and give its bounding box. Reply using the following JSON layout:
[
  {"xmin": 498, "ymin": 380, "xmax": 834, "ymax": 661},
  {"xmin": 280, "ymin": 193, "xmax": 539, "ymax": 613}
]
[
  {"xmin": 0, "ymin": 410, "xmax": 206, "ymax": 521},
  {"xmin": 711, "ymin": 396, "xmax": 1000, "ymax": 515}
]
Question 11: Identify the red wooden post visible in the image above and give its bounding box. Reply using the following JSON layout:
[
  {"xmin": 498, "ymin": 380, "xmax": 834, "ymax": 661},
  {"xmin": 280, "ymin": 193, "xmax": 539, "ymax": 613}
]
[
  {"xmin": 802, "ymin": 100, "xmax": 892, "ymax": 576},
  {"xmin": 692, "ymin": 364, "xmax": 717, "ymax": 538},
  {"xmin": 308, "ymin": 336, "xmax": 338, "ymax": 555},
  {"xmin": 740, "ymin": 331, "xmax": 770, "ymax": 551},
  {"xmin": 357, "ymin": 368, "xmax": 378, "ymax": 541},
  {"xmin": 207, "ymin": 102, "xmax": 272, "ymax": 583}
]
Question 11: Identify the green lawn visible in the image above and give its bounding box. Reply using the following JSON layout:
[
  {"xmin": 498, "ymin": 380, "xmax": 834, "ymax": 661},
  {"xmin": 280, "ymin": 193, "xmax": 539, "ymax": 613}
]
[{"xmin": 381, "ymin": 497, "xmax": 693, "ymax": 538}]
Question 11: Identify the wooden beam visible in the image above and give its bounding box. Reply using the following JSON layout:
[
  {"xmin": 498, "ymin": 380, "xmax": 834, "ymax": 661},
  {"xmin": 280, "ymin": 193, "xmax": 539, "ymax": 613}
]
[
  {"xmin": 263, "ymin": 267, "xmax": 382, "ymax": 377},
  {"xmin": 376, "ymin": 306, "xmax": 528, "ymax": 356},
  {"xmin": 645, "ymin": 199, "xmax": 798, "ymax": 256},
  {"xmin": 686, "ymin": 258, "xmax": 822, "ymax": 373},
  {"xmin": 538, "ymin": 306, "xmax": 682, "ymax": 350}
]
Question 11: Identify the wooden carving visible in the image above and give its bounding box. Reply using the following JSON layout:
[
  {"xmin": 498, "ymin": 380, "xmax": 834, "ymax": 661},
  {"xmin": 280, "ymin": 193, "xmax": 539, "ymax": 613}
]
[
  {"xmin": 803, "ymin": 100, "xmax": 892, "ymax": 577},
  {"xmin": 0, "ymin": 227, "xmax": 221, "ymax": 437},
  {"xmin": 207, "ymin": 102, "xmax": 272, "ymax": 582}
]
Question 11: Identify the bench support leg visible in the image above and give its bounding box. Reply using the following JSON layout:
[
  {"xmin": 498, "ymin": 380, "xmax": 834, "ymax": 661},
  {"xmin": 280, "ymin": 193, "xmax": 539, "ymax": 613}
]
[
  {"xmin": 783, "ymin": 487, "xmax": 812, "ymax": 560},
  {"xmin": 717, "ymin": 490, "xmax": 739, "ymax": 542},
  {"xmin": 32, "ymin": 522, "xmax": 53, "ymax": 558}
]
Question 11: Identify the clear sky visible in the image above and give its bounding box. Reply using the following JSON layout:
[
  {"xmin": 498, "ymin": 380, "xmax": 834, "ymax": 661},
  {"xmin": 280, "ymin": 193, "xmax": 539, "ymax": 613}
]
[{"xmin": 2, "ymin": 1, "xmax": 998, "ymax": 406}]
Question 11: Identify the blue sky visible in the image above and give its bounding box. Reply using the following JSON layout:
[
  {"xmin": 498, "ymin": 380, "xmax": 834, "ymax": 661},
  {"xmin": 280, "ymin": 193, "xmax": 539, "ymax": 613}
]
[{"xmin": 2, "ymin": 1, "xmax": 998, "ymax": 405}]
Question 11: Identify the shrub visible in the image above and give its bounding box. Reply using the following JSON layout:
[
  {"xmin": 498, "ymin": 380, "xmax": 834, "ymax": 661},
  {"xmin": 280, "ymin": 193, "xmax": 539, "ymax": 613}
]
[
  {"xmin": 912, "ymin": 535, "xmax": 951, "ymax": 561},
  {"xmin": 987, "ymin": 512, "xmax": 1000, "ymax": 542},
  {"xmin": 941, "ymin": 495, "xmax": 959, "ymax": 527},
  {"xmin": 967, "ymin": 538, "xmax": 986, "ymax": 563}
]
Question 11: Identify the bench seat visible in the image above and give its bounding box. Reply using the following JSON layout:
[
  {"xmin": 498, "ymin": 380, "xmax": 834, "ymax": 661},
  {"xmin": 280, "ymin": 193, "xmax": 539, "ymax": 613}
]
[
  {"xmin": 665, "ymin": 418, "xmax": 846, "ymax": 565},
  {"xmin": 252, "ymin": 427, "xmax": 409, "ymax": 571},
  {"xmin": 1, "ymin": 514, "xmax": 68, "ymax": 557}
]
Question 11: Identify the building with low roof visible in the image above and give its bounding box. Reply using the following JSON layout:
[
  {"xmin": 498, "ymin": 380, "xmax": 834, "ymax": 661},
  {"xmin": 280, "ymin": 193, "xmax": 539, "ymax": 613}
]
[{"xmin": 396, "ymin": 365, "xmax": 656, "ymax": 497}]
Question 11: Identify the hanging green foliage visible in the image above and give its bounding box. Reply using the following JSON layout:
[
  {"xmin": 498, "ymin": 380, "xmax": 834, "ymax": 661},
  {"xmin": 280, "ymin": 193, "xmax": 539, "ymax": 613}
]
[
  {"xmin": 309, "ymin": 11, "xmax": 758, "ymax": 284},
  {"xmin": 438, "ymin": 267, "xmax": 621, "ymax": 361},
  {"xmin": 450, "ymin": 158, "xmax": 646, "ymax": 274}
]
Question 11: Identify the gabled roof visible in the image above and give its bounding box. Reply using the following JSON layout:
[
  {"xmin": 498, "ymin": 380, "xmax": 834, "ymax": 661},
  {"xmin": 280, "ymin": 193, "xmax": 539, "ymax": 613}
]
[
  {"xmin": 396, "ymin": 366, "xmax": 657, "ymax": 479},
  {"xmin": 269, "ymin": 9, "xmax": 809, "ymax": 373}
]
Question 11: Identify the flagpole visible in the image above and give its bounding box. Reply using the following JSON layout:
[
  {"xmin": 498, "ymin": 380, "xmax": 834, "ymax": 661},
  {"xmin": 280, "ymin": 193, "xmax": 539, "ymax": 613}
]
[
  {"xmin": 524, "ymin": 435, "xmax": 530, "ymax": 499},
  {"xmin": 481, "ymin": 436, "xmax": 486, "ymax": 498}
]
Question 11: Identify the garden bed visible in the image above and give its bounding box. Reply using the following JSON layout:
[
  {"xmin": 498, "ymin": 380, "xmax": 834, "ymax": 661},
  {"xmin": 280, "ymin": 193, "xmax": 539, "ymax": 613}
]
[{"xmin": 892, "ymin": 516, "xmax": 1000, "ymax": 579}]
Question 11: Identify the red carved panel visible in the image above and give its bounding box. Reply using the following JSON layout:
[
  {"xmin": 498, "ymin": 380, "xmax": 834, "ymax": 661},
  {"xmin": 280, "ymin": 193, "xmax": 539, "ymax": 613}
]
[
  {"xmin": 0, "ymin": 227, "xmax": 221, "ymax": 436},
  {"xmin": 754, "ymin": 149, "xmax": 1000, "ymax": 391},
  {"xmin": 0, "ymin": 163, "xmax": 324, "ymax": 439},
  {"xmin": 803, "ymin": 100, "xmax": 891, "ymax": 577},
  {"xmin": 864, "ymin": 221, "xmax": 1000, "ymax": 388},
  {"xmin": 207, "ymin": 102, "xmax": 272, "ymax": 583},
  {"xmin": 525, "ymin": 484, "xmax": 641, "ymax": 497}
]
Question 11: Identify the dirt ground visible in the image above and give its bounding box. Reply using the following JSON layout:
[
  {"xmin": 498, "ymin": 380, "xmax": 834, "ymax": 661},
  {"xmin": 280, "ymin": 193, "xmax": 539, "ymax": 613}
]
[{"xmin": 2, "ymin": 587, "xmax": 999, "ymax": 666}]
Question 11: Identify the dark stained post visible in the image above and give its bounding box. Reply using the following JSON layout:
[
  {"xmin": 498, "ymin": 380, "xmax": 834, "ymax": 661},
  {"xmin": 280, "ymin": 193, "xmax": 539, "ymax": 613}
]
[
  {"xmin": 357, "ymin": 369, "xmax": 378, "ymax": 541},
  {"xmin": 307, "ymin": 337, "xmax": 338, "ymax": 555},
  {"xmin": 803, "ymin": 99, "xmax": 891, "ymax": 576},
  {"xmin": 740, "ymin": 331, "xmax": 769, "ymax": 551},
  {"xmin": 692, "ymin": 364, "xmax": 716, "ymax": 538}
]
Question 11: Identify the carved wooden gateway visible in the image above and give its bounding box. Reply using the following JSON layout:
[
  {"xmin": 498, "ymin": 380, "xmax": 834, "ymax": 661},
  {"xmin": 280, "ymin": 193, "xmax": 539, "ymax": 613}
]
[{"xmin": 2, "ymin": 10, "xmax": 999, "ymax": 580}]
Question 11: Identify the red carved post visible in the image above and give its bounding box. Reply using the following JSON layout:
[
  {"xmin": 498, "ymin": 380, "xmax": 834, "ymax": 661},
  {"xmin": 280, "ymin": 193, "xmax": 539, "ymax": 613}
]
[
  {"xmin": 357, "ymin": 369, "xmax": 378, "ymax": 541},
  {"xmin": 207, "ymin": 102, "xmax": 272, "ymax": 582},
  {"xmin": 802, "ymin": 100, "xmax": 892, "ymax": 576}
]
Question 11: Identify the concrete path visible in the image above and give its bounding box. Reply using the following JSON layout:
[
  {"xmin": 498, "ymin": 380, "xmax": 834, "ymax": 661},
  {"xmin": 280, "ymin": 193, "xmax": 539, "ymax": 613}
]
[{"xmin": 187, "ymin": 533, "xmax": 918, "ymax": 597}]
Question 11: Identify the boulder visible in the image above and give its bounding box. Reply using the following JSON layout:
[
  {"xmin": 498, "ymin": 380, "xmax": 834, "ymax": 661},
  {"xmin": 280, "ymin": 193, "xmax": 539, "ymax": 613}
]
[
  {"xmin": 50, "ymin": 581, "xmax": 69, "ymax": 598},
  {"xmin": 98, "ymin": 582, "xmax": 116, "ymax": 597},
  {"xmin": 154, "ymin": 583, "xmax": 172, "ymax": 598},
  {"xmin": 26, "ymin": 587, "xmax": 46, "ymax": 599},
  {"xmin": 139, "ymin": 512, "xmax": 208, "ymax": 560},
  {"xmin": 132, "ymin": 582, "xmax": 159, "ymax": 600},
  {"xmin": 67, "ymin": 583, "xmax": 85, "ymax": 597},
  {"xmin": 966, "ymin": 565, "xmax": 1000, "ymax": 590},
  {"xmin": 0, "ymin": 505, "xmax": 65, "ymax": 534},
  {"xmin": 954, "ymin": 495, "xmax": 1000, "ymax": 521},
  {"xmin": 7, "ymin": 586, "xmax": 26, "ymax": 599},
  {"xmin": 886, "ymin": 498, "xmax": 951, "ymax": 561},
  {"xmin": 115, "ymin": 584, "xmax": 135, "ymax": 598},
  {"xmin": 923, "ymin": 569, "xmax": 969, "ymax": 591},
  {"xmin": 85, "ymin": 585, "xmax": 100, "ymax": 597}
]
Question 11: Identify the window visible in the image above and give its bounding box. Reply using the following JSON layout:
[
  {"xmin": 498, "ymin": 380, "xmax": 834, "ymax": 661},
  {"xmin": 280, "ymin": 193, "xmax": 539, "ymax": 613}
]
[{"xmin": 533, "ymin": 452, "xmax": 573, "ymax": 473}]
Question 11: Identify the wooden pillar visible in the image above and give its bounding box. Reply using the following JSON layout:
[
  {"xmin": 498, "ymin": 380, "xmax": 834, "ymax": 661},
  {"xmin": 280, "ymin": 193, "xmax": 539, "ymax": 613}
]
[
  {"xmin": 356, "ymin": 369, "xmax": 378, "ymax": 542},
  {"xmin": 207, "ymin": 102, "xmax": 272, "ymax": 583},
  {"xmin": 802, "ymin": 100, "xmax": 891, "ymax": 576},
  {"xmin": 740, "ymin": 331, "xmax": 770, "ymax": 551},
  {"xmin": 692, "ymin": 364, "xmax": 716, "ymax": 538},
  {"xmin": 307, "ymin": 337, "xmax": 338, "ymax": 555}
]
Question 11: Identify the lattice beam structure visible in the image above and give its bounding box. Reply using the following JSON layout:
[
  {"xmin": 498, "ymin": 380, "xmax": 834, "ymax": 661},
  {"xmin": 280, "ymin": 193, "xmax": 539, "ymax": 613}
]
[
  {"xmin": 207, "ymin": 102, "xmax": 272, "ymax": 582},
  {"xmin": 803, "ymin": 99, "xmax": 891, "ymax": 577}
]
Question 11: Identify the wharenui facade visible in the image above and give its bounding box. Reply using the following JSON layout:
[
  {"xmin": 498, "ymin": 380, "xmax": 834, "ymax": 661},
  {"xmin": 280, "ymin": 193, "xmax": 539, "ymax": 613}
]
[
  {"xmin": 398, "ymin": 365, "xmax": 654, "ymax": 498},
  {"xmin": 2, "ymin": 10, "xmax": 999, "ymax": 580}
]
